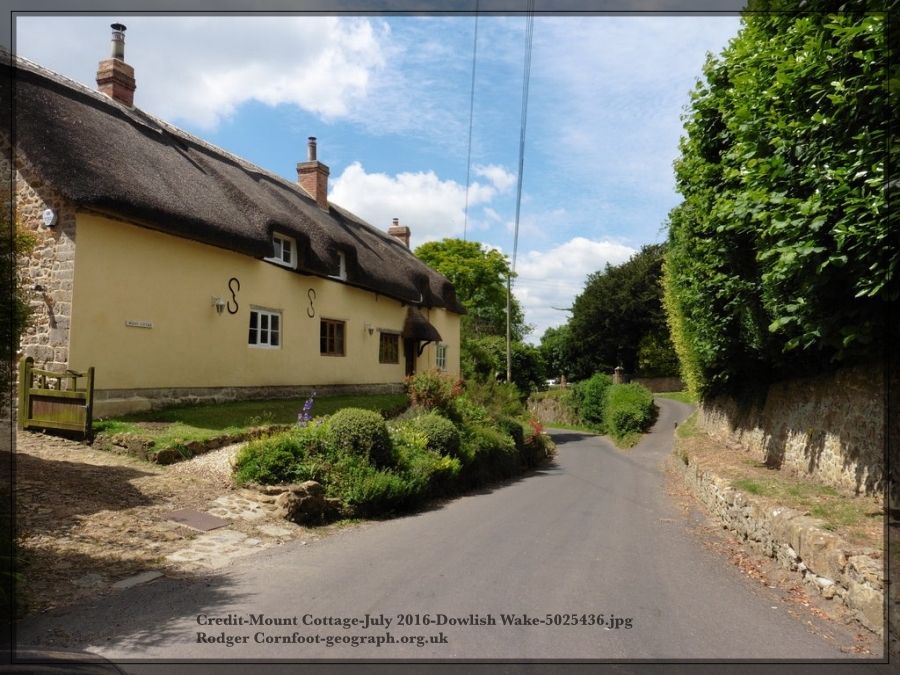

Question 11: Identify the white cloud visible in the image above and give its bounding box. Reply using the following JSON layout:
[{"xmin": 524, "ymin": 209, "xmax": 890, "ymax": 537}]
[
  {"xmin": 329, "ymin": 162, "xmax": 517, "ymax": 247},
  {"xmin": 16, "ymin": 16, "xmax": 389, "ymax": 131},
  {"xmin": 514, "ymin": 238, "xmax": 637, "ymax": 343},
  {"xmin": 474, "ymin": 164, "xmax": 517, "ymax": 193}
]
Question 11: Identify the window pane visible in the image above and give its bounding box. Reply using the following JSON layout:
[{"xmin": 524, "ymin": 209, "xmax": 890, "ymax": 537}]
[
  {"xmin": 249, "ymin": 311, "xmax": 258, "ymax": 344},
  {"xmin": 260, "ymin": 314, "xmax": 268, "ymax": 344},
  {"xmin": 282, "ymin": 239, "xmax": 292, "ymax": 263},
  {"xmin": 271, "ymin": 315, "xmax": 280, "ymax": 346}
]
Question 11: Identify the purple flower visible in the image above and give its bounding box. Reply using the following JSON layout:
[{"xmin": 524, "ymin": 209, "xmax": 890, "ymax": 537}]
[{"xmin": 297, "ymin": 394, "xmax": 316, "ymax": 426}]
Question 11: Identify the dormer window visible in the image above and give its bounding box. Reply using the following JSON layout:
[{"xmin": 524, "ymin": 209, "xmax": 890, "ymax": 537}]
[
  {"xmin": 330, "ymin": 250, "xmax": 347, "ymax": 281},
  {"xmin": 266, "ymin": 233, "xmax": 297, "ymax": 268}
]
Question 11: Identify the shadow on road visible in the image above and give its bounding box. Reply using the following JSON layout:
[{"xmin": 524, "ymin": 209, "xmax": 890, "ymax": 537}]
[{"xmin": 13, "ymin": 573, "xmax": 254, "ymax": 657}]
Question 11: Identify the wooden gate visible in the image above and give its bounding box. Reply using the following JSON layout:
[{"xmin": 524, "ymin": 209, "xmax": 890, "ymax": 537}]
[{"xmin": 17, "ymin": 356, "xmax": 95, "ymax": 439}]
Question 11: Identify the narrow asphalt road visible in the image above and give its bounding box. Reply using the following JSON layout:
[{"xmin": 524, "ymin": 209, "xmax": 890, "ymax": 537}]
[{"xmin": 13, "ymin": 399, "xmax": 887, "ymax": 671}]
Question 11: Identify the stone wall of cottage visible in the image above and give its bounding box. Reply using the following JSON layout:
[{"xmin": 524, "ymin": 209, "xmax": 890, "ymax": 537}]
[
  {"xmin": 695, "ymin": 361, "xmax": 888, "ymax": 500},
  {"xmin": 13, "ymin": 160, "xmax": 77, "ymax": 375}
]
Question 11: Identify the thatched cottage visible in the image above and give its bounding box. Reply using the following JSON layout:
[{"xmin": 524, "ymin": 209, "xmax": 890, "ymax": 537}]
[{"xmin": 3, "ymin": 25, "xmax": 464, "ymax": 417}]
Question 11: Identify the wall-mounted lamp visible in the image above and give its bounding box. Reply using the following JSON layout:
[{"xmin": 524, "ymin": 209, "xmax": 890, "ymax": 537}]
[
  {"xmin": 211, "ymin": 296, "xmax": 226, "ymax": 315},
  {"xmin": 42, "ymin": 209, "xmax": 57, "ymax": 228},
  {"xmin": 364, "ymin": 323, "xmax": 375, "ymax": 336}
]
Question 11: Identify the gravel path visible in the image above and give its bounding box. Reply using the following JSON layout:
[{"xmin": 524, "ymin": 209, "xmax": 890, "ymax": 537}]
[{"xmin": 168, "ymin": 442, "xmax": 244, "ymax": 486}]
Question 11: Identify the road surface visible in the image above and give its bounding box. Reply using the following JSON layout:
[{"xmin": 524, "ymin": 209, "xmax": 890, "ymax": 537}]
[{"xmin": 13, "ymin": 398, "xmax": 888, "ymax": 672}]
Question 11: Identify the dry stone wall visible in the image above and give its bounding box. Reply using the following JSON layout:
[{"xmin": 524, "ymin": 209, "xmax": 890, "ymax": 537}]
[
  {"xmin": 696, "ymin": 362, "xmax": 885, "ymax": 498},
  {"xmin": 670, "ymin": 453, "xmax": 890, "ymax": 644},
  {"xmin": 527, "ymin": 392, "xmax": 578, "ymax": 428}
]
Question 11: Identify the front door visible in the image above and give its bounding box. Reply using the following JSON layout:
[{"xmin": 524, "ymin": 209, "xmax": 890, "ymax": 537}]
[{"xmin": 404, "ymin": 338, "xmax": 416, "ymax": 377}]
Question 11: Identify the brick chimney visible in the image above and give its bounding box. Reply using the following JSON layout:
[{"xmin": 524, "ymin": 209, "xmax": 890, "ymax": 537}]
[
  {"xmin": 96, "ymin": 23, "xmax": 136, "ymax": 107},
  {"xmin": 297, "ymin": 137, "xmax": 330, "ymax": 210},
  {"xmin": 388, "ymin": 217, "xmax": 411, "ymax": 248}
]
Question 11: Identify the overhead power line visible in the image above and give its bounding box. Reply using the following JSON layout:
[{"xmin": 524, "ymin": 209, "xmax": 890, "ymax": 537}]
[
  {"xmin": 463, "ymin": 3, "xmax": 480, "ymax": 242},
  {"xmin": 507, "ymin": 0, "xmax": 535, "ymax": 384}
]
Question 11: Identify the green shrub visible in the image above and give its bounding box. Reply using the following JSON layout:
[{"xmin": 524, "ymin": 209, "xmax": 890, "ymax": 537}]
[
  {"xmin": 327, "ymin": 408, "xmax": 394, "ymax": 467},
  {"xmin": 411, "ymin": 413, "xmax": 461, "ymax": 458},
  {"xmin": 522, "ymin": 417, "xmax": 554, "ymax": 466},
  {"xmin": 403, "ymin": 448, "xmax": 461, "ymax": 498},
  {"xmin": 604, "ymin": 383, "xmax": 658, "ymax": 442},
  {"xmin": 462, "ymin": 379, "xmax": 526, "ymax": 419},
  {"xmin": 459, "ymin": 424, "xmax": 520, "ymax": 486},
  {"xmin": 232, "ymin": 425, "xmax": 329, "ymax": 485},
  {"xmin": 405, "ymin": 368, "xmax": 464, "ymax": 419},
  {"xmin": 495, "ymin": 416, "xmax": 526, "ymax": 452},
  {"xmin": 570, "ymin": 373, "xmax": 614, "ymax": 431},
  {"xmin": 334, "ymin": 455, "xmax": 422, "ymax": 516}
]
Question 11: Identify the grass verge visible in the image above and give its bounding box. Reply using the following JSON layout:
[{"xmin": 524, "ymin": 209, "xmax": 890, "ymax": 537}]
[
  {"xmin": 93, "ymin": 393, "xmax": 409, "ymax": 456},
  {"xmin": 673, "ymin": 419, "xmax": 883, "ymax": 550},
  {"xmin": 656, "ymin": 390, "xmax": 699, "ymax": 405}
]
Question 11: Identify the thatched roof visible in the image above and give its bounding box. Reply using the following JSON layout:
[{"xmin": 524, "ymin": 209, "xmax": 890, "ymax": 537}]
[
  {"xmin": 402, "ymin": 306, "xmax": 443, "ymax": 343},
  {"xmin": 2, "ymin": 51, "xmax": 465, "ymax": 315}
]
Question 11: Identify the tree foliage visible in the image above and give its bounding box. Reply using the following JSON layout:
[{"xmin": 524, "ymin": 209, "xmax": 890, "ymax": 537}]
[
  {"xmin": 665, "ymin": 5, "xmax": 896, "ymax": 397},
  {"xmin": 538, "ymin": 324, "xmax": 579, "ymax": 382},
  {"xmin": 1, "ymin": 195, "xmax": 34, "ymax": 410},
  {"xmin": 568, "ymin": 244, "xmax": 672, "ymax": 378},
  {"xmin": 414, "ymin": 238, "xmax": 530, "ymax": 341},
  {"xmin": 463, "ymin": 335, "xmax": 546, "ymax": 394}
]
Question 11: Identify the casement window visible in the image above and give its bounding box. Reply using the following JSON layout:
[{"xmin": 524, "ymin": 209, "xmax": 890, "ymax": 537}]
[
  {"xmin": 379, "ymin": 332, "xmax": 400, "ymax": 364},
  {"xmin": 266, "ymin": 233, "xmax": 296, "ymax": 268},
  {"xmin": 436, "ymin": 344, "xmax": 448, "ymax": 370},
  {"xmin": 329, "ymin": 251, "xmax": 347, "ymax": 281},
  {"xmin": 320, "ymin": 319, "xmax": 345, "ymax": 356},
  {"xmin": 249, "ymin": 308, "xmax": 281, "ymax": 348}
]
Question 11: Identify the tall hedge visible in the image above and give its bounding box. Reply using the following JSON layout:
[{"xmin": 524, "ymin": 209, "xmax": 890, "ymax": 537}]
[{"xmin": 665, "ymin": 4, "xmax": 896, "ymax": 397}]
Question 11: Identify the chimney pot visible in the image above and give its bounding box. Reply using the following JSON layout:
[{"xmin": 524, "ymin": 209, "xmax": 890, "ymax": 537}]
[
  {"xmin": 96, "ymin": 22, "xmax": 136, "ymax": 107},
  {"xmin": 308, "ymin": 137, "xmax": 317, "ymax": 161},
  {"xmin": 388, "ymin": 219, "xmax": 411, "ymax": 248},
  {"xmin": 110, "ymin": 23, "xmax": 127, "ymax": 59}
]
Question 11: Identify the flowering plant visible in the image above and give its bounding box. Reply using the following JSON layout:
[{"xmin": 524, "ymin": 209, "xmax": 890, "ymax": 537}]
[
  {"xmin": 525, "ymin": 417, "xmax": 544, "ymax": 444},
  {"xmin": 404, "ymin": 368, "xmax": 464, "ymax": 418},
  {"xmin": 297, "ymin": 392, "xmax": 316, "ymax": 427}
]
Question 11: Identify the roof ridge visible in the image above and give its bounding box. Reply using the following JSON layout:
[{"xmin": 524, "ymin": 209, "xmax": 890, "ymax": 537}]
[{"xmin": 5, "ymin": 48, "xmax": 316, "ymax": 206}]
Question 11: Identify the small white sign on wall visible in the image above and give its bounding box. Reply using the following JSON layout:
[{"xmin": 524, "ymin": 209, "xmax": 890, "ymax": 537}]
[{"xmin": 125, "ymin": 320, "xmax": 154, "ymax": 329}]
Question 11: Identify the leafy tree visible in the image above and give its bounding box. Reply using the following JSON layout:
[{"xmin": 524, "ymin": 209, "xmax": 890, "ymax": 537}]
[
  {"xmin": 665, "ymin": 4, "xmax": 896, "ymax": 397},
  {"xmin": 538, "ymin": 324, "xmax": 578, "ymax": 382},
  {"xmin": 568, "ymin": 244, "xmax": 670, "ymax": 377},
  {"xmin": 415, "ymin": 238, "xmax": 530, "ymax": 341},
  {"xmin": 464, "ymin": 336, "xmax": 546, "ymax": 394},
  {"xmin": 636, "ymin": 331, "xmax": 680, "ymax": 378}
]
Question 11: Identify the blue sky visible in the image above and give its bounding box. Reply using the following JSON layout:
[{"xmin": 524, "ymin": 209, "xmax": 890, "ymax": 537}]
[{"xmin": 13, "ymin": 11, "xmax": 743, "ymax": 344}]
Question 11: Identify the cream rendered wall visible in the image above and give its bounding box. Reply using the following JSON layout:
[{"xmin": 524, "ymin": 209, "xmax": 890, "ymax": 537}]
[
  {"xmin": 69, "ymin": 214, "xmax": 460, "ymax": 391},
  {"xmin": 417, "ymin": 307, "xmax": 461, "ymax": 378}
]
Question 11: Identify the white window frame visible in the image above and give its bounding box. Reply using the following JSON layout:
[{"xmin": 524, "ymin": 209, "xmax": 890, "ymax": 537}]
[
  {"xmin": 329, "ymin": 251, "xmax": 347, "ymax": 281},
  {"xmin": 436, "ymin": 343, "xmax": 448, "ymax": 370},
  {"xmin": 249, "ymin": 307, "xmax": 282, "ymax": 348},
  {"xmin": 266, "ymin": 233, "xmax": 297, "ymax": 269}
]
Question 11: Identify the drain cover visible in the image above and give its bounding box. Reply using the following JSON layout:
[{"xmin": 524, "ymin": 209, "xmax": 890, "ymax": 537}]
[{"xmin": 163, "ymin": 508, "xmax": 231, "ymax": 531}]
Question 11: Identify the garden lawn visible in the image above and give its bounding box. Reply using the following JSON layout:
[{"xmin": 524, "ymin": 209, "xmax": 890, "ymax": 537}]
[{"xmin": 93, "ymin": 393, "xmax": 409, "ymax": 453}]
